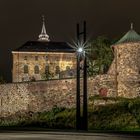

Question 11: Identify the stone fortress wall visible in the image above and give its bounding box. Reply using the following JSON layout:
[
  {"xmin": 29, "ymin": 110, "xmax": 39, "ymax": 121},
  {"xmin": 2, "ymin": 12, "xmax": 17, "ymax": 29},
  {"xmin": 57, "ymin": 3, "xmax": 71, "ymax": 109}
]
[
  {"xmin": 0, "ymin": 76, "xmax": 116, "ymax": 118},
  {"xmin": 108, "ymin": 42, "xmax": 140, "ymax": 97},
  {"xmin": 116, "ymin": 42, "xmax": 140, "ymax": 97},
  {"xmin": 2, "ymin": 25, "xmax": 140, "ymax": 118},
  {"xmin": 0, "ymin": 80, "xmax": 76, "ymax": 118},
  {"xmin": 1, "ymin": 42, "xmax": 140, "ymax": 118}
]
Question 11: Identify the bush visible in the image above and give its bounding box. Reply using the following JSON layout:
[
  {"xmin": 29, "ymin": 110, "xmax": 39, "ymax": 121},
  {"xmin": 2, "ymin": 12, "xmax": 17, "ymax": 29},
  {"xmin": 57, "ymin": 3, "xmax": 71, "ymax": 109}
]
[{"xmin": 1, "ymin": 98, "xmax": 140, "ymax": 131}]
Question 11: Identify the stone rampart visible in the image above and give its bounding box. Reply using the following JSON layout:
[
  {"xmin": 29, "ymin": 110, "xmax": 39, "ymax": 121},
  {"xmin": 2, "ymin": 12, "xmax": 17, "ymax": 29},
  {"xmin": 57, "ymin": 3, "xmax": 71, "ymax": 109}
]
[{"xmin": 0, "ymin": 76, "xmax": 115, "ymax": 118}]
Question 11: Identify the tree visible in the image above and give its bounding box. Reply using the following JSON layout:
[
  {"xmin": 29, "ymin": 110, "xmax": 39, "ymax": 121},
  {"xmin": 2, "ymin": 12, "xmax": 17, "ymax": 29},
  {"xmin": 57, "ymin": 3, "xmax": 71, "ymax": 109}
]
[{"xmin": 87, "ymin": 36, "xmax": 113, "ymax": 76}]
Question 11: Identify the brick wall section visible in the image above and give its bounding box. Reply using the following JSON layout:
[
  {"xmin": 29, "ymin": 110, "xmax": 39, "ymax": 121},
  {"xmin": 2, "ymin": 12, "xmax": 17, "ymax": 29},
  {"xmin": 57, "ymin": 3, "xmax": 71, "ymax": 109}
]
[{"xmin": 0, "ymin": 76, "xmax": 115, "ymax": 118}]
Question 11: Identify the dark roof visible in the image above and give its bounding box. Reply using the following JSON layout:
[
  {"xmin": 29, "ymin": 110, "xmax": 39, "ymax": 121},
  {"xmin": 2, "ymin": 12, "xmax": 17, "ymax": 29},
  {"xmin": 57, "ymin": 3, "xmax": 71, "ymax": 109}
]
[
  {"xmin": 115, "ymin": 29, "xmax": 140, "ymax": 45},
  {"xmin": 13, "ymin": 41, "xmax": 75, "ymax": 53}
]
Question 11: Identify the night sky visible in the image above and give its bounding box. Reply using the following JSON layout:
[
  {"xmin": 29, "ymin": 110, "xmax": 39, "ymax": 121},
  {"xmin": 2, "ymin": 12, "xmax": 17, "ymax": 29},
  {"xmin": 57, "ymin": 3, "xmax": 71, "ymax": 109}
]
[{"xmin": 0, "ymin": 0, "xmax": 140, "ymax": 82}]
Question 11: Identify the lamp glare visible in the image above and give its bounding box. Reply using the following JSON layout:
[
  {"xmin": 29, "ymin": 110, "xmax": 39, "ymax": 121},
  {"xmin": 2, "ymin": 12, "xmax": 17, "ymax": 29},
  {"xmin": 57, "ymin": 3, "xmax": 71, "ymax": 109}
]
[{"xmin": 77, "ymin": 47, "xmax": 83, "ymax": 53}]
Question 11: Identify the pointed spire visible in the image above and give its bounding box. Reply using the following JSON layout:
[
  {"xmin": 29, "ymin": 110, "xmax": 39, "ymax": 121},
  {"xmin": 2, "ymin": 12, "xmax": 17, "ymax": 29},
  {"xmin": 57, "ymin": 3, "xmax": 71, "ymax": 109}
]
[
  {"xmin": 38, "ymin": 15, "xmax": 50, "ymax": 42},
  {"xmin": 131, "ymin": 23, "xmax": 133, "ymax": 30}
]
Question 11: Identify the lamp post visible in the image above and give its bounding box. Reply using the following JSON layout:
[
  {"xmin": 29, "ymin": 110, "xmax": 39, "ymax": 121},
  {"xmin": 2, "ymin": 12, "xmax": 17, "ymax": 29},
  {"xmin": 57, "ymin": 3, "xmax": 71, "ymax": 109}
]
[
  {"xmin": 76, "ymin": 44, "xmax": 88, "ymax": 130},
  {"xmin": 83, "ymin": 21, "xmax": 88, "ymax": 130},
  {"xmin": 72, "ymin": 21, "xmax": 88, "ymax": 130},
  {"xmin": 76, "ymin": 47, "xmax": 81, "ymax": 130},
  {"xmin": 68, "ymin": 41, "xmax": 85, "ymax": 130},
  {"xmin": 83, "ymin": 56, "xmax": 88, "ymax": 130},
  {"xmin": 76, "ymin": 46, "xmax": 84, "ymax": 130}
]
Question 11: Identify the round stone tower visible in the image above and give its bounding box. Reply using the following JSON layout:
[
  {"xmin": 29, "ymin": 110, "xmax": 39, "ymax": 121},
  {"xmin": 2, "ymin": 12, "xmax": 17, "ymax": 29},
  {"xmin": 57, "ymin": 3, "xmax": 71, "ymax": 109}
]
[{"xmin": 111, "ymin": 24, "xmax": 140, "ymax": 98}]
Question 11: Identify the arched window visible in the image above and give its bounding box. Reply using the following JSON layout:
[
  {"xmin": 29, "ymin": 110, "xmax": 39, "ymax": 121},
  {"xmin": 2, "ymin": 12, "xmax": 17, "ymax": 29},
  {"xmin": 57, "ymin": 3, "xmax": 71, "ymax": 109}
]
[
  {"xmin": 66, "ymin": 66, "xmax": 73, "ymax": 77},
  {"xmin": 34, "ymin": 65, "xmax": 39, "ymax": 74},
  {"xmin": 45, "ymin": 65, "xmax": 49, "ymax": 74},
  {"xmin": 66, "ymin": 66, "xmax": 70, "ymax": 71},
  {"xmin": 55, "ymin": 66, "xmax": 60, "ymax": 74},
  {"xmin": 24, "ymin": 65, "xmax": 28, "ymax": 74}
]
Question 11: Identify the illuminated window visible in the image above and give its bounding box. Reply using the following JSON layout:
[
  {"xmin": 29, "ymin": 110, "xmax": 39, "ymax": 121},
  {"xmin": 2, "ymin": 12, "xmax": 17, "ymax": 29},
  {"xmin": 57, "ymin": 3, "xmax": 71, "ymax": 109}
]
[
  {"xmin": 24, "ymin": 56, "xmax": 27, "ymax": 60},
  {"xmin": 35, "ymin": 56, "xmax": 38, "ymax": 61},
  {"xmin": 34, "ymin": 65, "xmax": 39, "ymax": 74},
  {"xmin": 24, "ymin": 65, "xmax": 28, "ymax": 74},
  {"xmin": 55, "ymin": 66, "xmax": 60, "ymax": 74}
]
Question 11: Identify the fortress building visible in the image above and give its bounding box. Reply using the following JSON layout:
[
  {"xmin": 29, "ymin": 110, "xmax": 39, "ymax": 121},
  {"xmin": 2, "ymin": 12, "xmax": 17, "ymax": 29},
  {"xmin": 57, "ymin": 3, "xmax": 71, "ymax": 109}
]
[
  {"xmin": 11, "ymin": 21, "xmax": 140, "ymax": 98},
  {"xmin": 12, "ymin": 17, "xmax": 76, "ymax": 82},
  {"xmin": 108, "ymin": 23, "xmax": 140, "ymax": 98},
  {"xmin": 1, "ymin": 23, "xmax": 140, "ymax": 118}
]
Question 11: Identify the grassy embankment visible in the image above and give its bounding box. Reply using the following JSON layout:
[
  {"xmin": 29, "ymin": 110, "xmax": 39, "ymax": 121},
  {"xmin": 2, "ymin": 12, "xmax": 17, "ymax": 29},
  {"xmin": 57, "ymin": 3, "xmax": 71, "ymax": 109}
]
[{"xmin": 0, "ymin": 97, "xmax": 140, "ymax": 131}]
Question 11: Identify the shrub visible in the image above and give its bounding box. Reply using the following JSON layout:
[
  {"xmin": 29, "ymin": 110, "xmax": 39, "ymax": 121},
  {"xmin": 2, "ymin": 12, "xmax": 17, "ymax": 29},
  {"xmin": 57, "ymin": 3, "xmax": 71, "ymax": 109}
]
[{"xmin": 1, "ymin": 98, "xmax": 140, "ymax": 131}]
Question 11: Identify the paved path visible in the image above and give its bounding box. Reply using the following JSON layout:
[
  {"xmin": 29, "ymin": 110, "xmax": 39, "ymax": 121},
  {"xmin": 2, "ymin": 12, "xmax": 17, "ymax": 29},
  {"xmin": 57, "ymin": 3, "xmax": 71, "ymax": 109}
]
[{"xmin": 0, "ymin": 131, "xmax": 139, "ymax": 140}]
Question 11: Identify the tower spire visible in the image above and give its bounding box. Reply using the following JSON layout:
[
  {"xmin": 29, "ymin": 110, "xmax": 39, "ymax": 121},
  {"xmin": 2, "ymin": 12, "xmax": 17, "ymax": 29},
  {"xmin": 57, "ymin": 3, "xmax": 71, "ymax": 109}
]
[
  {"xmin": 131, "ymin": 23, "xmax": 133, "ymax": 30},
  {"xmin": 38, "ymin": 15, "xmax": 50, "ymax": 42}
]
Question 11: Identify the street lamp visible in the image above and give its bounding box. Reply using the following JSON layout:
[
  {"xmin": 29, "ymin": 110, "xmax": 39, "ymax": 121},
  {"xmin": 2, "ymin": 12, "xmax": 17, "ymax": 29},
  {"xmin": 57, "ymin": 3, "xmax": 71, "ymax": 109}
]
[
  {"xmin": 77, "ymin": 47, "xmax": 84, "ymax": 53},
  {"xmin": 69, "ymin": 40, "xmax": 88, "ymax": 130},
  {"xmin": 76, "ymin": 43, "xmax": 88, "ymax": 130},
  {"xmin": 69, "ymin": 21, "xmax": 88, "ymax": 130},
  {"xmin": 76, "ymin": 44, "xmax": 85, "ymax": 130}
]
